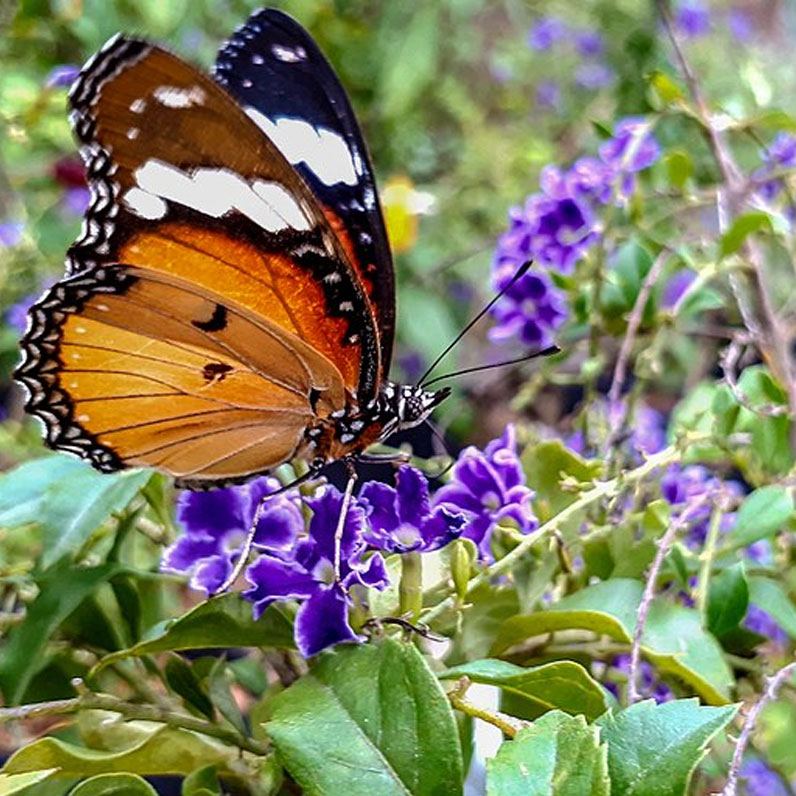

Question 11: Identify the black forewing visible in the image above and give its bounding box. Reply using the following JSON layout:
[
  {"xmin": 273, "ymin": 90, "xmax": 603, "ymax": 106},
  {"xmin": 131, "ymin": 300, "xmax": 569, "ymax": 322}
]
[{"xmin": 214, "ymin": 7, "xmax": 396, "ymax": 378}]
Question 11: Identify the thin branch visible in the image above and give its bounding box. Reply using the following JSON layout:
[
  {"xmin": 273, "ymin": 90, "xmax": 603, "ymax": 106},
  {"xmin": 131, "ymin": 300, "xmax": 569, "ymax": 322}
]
[
  {"xmin": 657, "ymin": 0, "xmax": 796, "ymax": 439},
  {"xmin": 0, "ymin": 689, "xmax": 270, "ymax": 757},
  {"xmin": 627, "ymin": 497, "xmax": 710, "ymax": 704},
  {"xmin": 422, "ymin": 443, "xmax": 685, "ymax": 625},
  {"xmin": 721, "ymin": 661, "xmax": 796, "ymax": 796},
  {"xmin": 604, "ymin": 249, "xmax": 671, "ymax": 456},
  {"xmin": 721, "ymin": 334, "xmax": 788, "ymax": 417},
  {"xmin": 447, "ymin": 677, "xmax": 528, "ymax": 738}
]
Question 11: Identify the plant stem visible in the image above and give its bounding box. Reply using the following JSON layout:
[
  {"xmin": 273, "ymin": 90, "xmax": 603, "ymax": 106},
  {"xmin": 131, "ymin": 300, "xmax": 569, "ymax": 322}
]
[
  {"xmin": 721, "ymin": 661, "xmax": 796, "ymax": 796},
  {"xmin": 399, "ymin": 552, "xmax": 423, "ymax": 621},
  {"xmin": 627, "ymin": 497, "xmax": 710, "ymax": 704},
  {"xmin": 0, "ymin": 690, "xmax": 270, "ymax": 757},
  {"xmin": 423, "ymin": 444, "xmax": 683, "ymax": 625},
  {"xmin": 696, "ymin": 504, "xmax": 725, "ymax": 616},
  {"xmin": 446, "ymin": 677, "xmax": 527, "ymax": 739}
]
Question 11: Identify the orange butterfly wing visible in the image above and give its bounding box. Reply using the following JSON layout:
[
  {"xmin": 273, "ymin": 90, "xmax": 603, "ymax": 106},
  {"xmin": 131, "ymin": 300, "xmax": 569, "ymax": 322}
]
[{"xmin": 17, "ymin": 37, "xmax": 388, "ymax": 486}]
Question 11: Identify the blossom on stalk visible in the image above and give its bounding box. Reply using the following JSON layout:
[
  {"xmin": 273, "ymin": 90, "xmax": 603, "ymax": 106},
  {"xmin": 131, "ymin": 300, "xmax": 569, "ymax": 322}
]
[
  {"xmin": 243, "ymin": 486, "xmax": 388, "ymax": 657},
  {"xmin": 162, "ymin": 477, "xmax": 303, "ymax": 594},
  {"xmin": 743, "ymin": 604, "xmax": 788, "ymax": 646},
  {"xmin": 728, "ymin": 8, "xmax": 754, "ymax": 42},
  {"xmin": 433, "ymin": 426, "xmax": 537, "ymax": 559},
  {"xmin": 574, "ymin": 30, "xmax": 604, "ymax": 57},
  {"xmin": 661, "ymin": 268, "xmax": 696, "ymax": 309},
  {"xmin": 527, "ymin": 17, "xmax": 567, "ymax": 51},
  {"xmin": 739, "ymin": 759, "xmax": 790, "ymax": 796},
  {"xmin": 0, "ymin": 221, "xmax": 23, "ymax": 248},
  {"xmin": 45, "ymin": 64, "xmax": 80, "ymax": 88},
  {"xmin": 605, "ymin": 654, "xmax": 673, "ymax": 703},
  {"xmin": 535, "ymin": 80, "xmax": 561, "ymax": 111},
  {"xmin": 360, "ymin": 465, "xmax": 466, "ymax": 554},
  {"xmin": 575, "ymin": 62, "xmax": 615, "ymax": 90},
  {"xmin": 599, "ymin": 117, "xmax": 661, "ymax": 175},
  {"xmin": 674, "ymin": 1, "xmax": 711, "ymax": 38}
]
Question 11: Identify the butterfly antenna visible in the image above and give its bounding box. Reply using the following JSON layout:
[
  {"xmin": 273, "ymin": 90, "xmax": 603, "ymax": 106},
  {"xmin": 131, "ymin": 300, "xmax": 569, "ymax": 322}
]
[
  {"xmin": 416, "ymin": 259, "xmax": 533, "ymax": 387},
  {"xmin": 422, "ymin": 345, "xmax": 560, "ymax": 389}
]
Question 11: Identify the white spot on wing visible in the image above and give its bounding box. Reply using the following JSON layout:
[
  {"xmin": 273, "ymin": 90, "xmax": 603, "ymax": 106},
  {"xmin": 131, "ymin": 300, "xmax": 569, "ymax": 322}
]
[
  {"xmin": 129, "ymin": 98, "xmax": 146, "ymax": 113},
  {"xmin": 152, "ymin": 85, "xmax": 206, "ymax": 108},
  {"xmin": 127, "ymin": 128, "xmax": 139, "ymax": 140},
  {"xmin": 132, "ymin": 160, "xmax": 312, "ymax": 232},
  {"xmin": 271, "ymin": 44, "xmax": 307, "ymax": 62},
  {"xmin": 245, "ymin": 108, "xmax": 359, "ymax": 187},
  {"xmin": 123, "ymin": 187, "xmax": 168, "ymax": 219}
]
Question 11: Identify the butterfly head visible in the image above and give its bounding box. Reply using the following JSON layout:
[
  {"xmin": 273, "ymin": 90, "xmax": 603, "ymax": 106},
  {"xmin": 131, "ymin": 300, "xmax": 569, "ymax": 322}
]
[{"xmin": 381, "ymin": 382, "xmax": 450, "ymax": 431}]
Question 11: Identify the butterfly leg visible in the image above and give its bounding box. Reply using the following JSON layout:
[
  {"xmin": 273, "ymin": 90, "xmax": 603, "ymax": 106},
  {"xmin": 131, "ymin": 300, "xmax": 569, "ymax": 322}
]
[
  {"xmin": 218, "ymin": 466, "xmax": 323, "ymax": 593},
  {"xmin": 333, "ymin": 458, "xmax": 359, "ymax": 580},
  {"xmin": 356, "ymin": 451, "xmax": 411, "ymax": 465}
]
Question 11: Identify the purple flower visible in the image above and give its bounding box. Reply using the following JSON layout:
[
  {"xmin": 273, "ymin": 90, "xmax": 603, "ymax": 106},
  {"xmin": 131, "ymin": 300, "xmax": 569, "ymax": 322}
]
[
  {"xmin": 765, "ymin": 132, "xmax": 796, "ymax": 168},
  {"xmin": 661, "ymin": 269, "xmax": 697, "ymax": 309},
  {"xmin": 739, "ymin": 759, "xmax": 790, "ymax": 796},
  {"xmin": 574, "ymin": 30, "xmax": 604, "ymax": 57},
  {"xmin": 488, "ymin": 268, "xmax": 568, "ymax": 349},
  {"xmin": 396, "ymin": 349, "xmax": 426, "ymax": 384},
  {"xmin": 536, "ymin": 80, "xmax": 561, "ymax": 111},
  {"xmin": 243, "ymin": 485, "xmax": 388, "ymax": 657},
  {"xmin": 6, "ymin": 295, "xmax": 33, "ymax": 334},
  {"xmin": 606, "ymin": 654, "xmax": 672, "ymax": 703},
  {"xmin": 360, "ymin": 466, "xmax": 466, "ymax": 554},
  {"xmin": 162, "ymin": 477, "xmax": 303, "ymax": 594},
  {"xmin": 45, "ymin": 64, "xmax": 80, "ymax": 88},
  {"xmin": 61, "ymin": 187, "xmax": 90, "ymax": 218},
  {"xmin": 575, "ymin": 62, "xmax": 615, "ymax": 90},
  {"xmin": 599, "ymin": 117, "xmax": 661, "ymax": 174},
  {"xmin": 0, "ymin": 221, "xmax": 23, "ymax": 248},
  {"xmin": 433, "ymin": 426, "xmax": 537, "ymax": 559},
  {"xmin": 567, "ymin": 157, "xmax": 615, "ymax": 204},
  {"xmin": 728, "ymin": 8, "xmax": 754, "ymax": 42},
  {"xmin": 527, "ymin": 17, "xmax": 567, "ymax": 51},
  {"xmin": 744, "ymin": 604, "xmax": 788, "ymax": 645},
  {"xmin": 675, "ymin": 1, "xmax": 711, "ymax": 38}
]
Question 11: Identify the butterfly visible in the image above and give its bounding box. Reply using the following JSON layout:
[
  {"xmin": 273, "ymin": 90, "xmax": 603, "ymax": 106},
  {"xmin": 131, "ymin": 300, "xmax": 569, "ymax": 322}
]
[{"xmin": 15, "ymin": 8, "xmax": 450, "ymax": 489}]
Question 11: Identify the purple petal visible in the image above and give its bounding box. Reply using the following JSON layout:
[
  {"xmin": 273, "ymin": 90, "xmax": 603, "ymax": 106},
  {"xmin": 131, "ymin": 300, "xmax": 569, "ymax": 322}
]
[
  {"xmin": 191, "ymin": 554, "xmax": 233, "ymax": 595},
  {"xmin": 46, "ymin": 64, "xmax": 80, "ymax": 88},
  {"xmin": 396, "ymin": 465, "xmax": 431, "ymax": 526},
  {"xmin": 177, "ymin": 486, "xmax": 247, "ymax": 537},
  {"xmin": 253, "ymin": 503, "xmax": 304, "ymax": 552},
  {"xmin": 306, "ymin": 486, "xmax": 366, "ymax": 565},
  {"xmin": 242, "ymin": 555, "xmax": 316, "ymax": 619},
  {"xmin": 418, "ymin": 505, "xmax": 467, "ymax": 551},
  {"xmin": 161, "ymin": 534, "xmax": 220, "ymax": 573},
  {"xmin": 359, "ymin": 480, "xmax": 400, "ymax": 537},
  {"xmin": 344, "ymin": 552, "xmax": 390, "ymax": 590},
  {"xmin": 294, "ymin": 584, "xmax": 360, "ymax": 657}
]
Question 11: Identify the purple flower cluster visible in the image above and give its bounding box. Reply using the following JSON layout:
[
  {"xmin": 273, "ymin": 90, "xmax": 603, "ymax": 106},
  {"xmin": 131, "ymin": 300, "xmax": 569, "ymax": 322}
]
[
  {"xmin": 526, "ymin": 17, "xmax": 614, "ymax": 95},
  {"xmin": 434, "ymin": 426, "xmax": 537, "ymax": 559},
  {"xmin": 164, "ymin": 430, "xmax": 532, "ymax": 655},
  {"xmin": 604, "ymin": 654, "xmax": 673, "ymax": 703},
  {"xmin": 490, "ymin": 117, "xmax": 660, "ymax": 347},
  {"xmin": 739, "ymin": 759, "xmax": 790, "ymax": 796},
  {"xmin": 754, "ymin": 132, "xmax": 796, "ymax": 208},
  {"xmin": 674, "ymin": 1, "xmax": 711, "ymax": 38}
]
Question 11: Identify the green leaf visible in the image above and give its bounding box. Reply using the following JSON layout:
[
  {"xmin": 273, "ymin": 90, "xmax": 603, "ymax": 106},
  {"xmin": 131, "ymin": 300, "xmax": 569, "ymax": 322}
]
[
  {"xmin": 92, "ymin": 595, "xmax": 294, "ymax": 674},
  {"xmin": 597, "ymin": 699, "xmax": 737, "ymax": 796},
  {"xmin": 707, "ymin": 563, "xmax": 749, "ymax": 637},
  {"xmin": 492, "ymin": 579, "xmax": 643, "ymax": 654},
  {"xmin": 648, "ymin": 70, "xmax": 685, "ymax": 104},
  {"xmin": 164, "ymin": 655, "xmax": 215, "ymax": 721},
  {"xmin": 2, "ymin": 725, "xmax": 233, "ymax": 778},
  {"xmin": 644, "ymin": 601, "xmax": 734, "ymax": 704},
  {"xmin": 664, "ymin": 150, "xmax": 693, "ymax": 190},
  {"xmin": 725, "ymin": 486, "xmax": 794, "ymax": 549},
  {"xmin": 379, "ymin": 6, "xmax": 439, "ymax": 117},
  {"xmin": 181, "ymin": 765, "xmax": 222, "ymax": 796},
  {"xmin": 719, "ymin": 212, "xmax": 773, "ymax": 258},
  {"xmin": 493, "ymin": 580, "xmax": 733, "ymax": 703},
  {"xmin": 266, "ymin": 638, "xmax": 462, "ymax": 796},
  {"xmin": 486, "ymin": 712, "xmax": 609, "ymax": 796},
  {"xmin": 69, "ymin": 773, "xmax": 157, "ymax": 795},
  {"xmin": 747, "ymin": 577, "xmax": 796, "ymax": 638},
  {"xmin": 0, "ymin": 455, "xmax": 151, "ymax": 569},
  {"xmin": 0, "ymin": 770, "xmax": 58, "ymax": 795},
  {"xmin": 0, "ymin": 562, "xmax": 123, "ymax": 704},
  {"xmin": 40, "ymin": 469, "xmax": 152, "ymax": 569},
  {"xmin": 397, "ymin": 285, "xmax": 458, "ymax": 372},
  {"xmin": 440, "ymin": 659, "xmax": 610, "ymax": 721},
  {"xmin": 521, "ymin": 440, "xmax": 602, "ymax": 516},
  {"xmin": 0, "ymin": 455, "xmax": 84, "ymax": 528}
]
